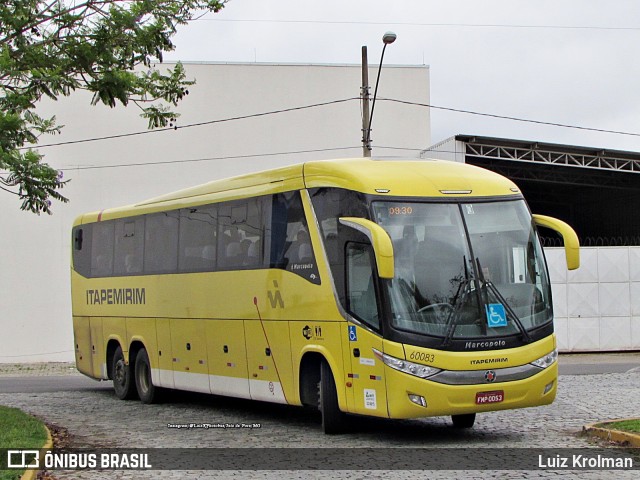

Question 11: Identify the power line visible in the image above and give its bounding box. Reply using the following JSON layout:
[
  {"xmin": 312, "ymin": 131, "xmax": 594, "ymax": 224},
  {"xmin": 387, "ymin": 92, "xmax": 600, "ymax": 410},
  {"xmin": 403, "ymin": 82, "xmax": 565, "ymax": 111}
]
[
  {"xmin": 57, "ymin": 145, "xmax": 429, "ymax": 172},
  {"xmin": 27, "ymin": 97, "xmax": 360, "ymax": 150},
  {"xmin": 0, "ymin": 350, "xmax": 73, "ymax": 358},
  {"xmin": 0, "ymin": 184, "xmax": 20, "ymax": 196},
  {"xmin": 195, "ymin": 18, "xmax": 640, "ymax": 32},
  {"xmin": 380, "ymin": 98, "xmax": 640, "ymax": 138},
  {"xmin": 59, "ymin": 146, "xmax": 361, "ymax": 171},
  {"xmin": 17, "ymin": 96, "xmax": 640, "ymax": 156},
  {"xmin": 375, "ymin": 145, "xmax": 424, "ymax": 152}
]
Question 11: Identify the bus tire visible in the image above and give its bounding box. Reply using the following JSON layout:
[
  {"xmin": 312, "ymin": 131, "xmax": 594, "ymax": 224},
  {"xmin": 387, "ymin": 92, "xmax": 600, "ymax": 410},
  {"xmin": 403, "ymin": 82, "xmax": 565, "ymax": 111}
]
[
  {"xmin": 134, "ymin": 348, "xmax": 157, "ymax": 404},
  {"xmin": 319, "ymin": 360, "xmax": 346, "ymax": 434},
  {"xmin": 451, "ymin": 413, "xmax": 476, "ymax": 428},
  {"xmin": 112, "ymin": 346, "xmax": 136, "ymax": 400}
]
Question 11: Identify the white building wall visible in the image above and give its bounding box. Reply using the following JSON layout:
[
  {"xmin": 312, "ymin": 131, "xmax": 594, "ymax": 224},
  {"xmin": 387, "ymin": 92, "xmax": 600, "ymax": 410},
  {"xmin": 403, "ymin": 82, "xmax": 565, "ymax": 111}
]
[
  {"xmin": 546, "ymin": 246, "xmax": 640, "ymax": 352},
  {"xmin": 0, "ymin": 62, "xmax": 430, "ymax": 363}
]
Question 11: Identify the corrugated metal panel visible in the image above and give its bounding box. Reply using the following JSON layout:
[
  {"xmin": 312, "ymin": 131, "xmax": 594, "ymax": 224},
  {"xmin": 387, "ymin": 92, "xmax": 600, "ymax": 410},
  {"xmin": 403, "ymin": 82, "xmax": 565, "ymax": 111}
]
[
  {"xmin": 546, "ymin": 246, "xmax": 640, "ymax": 352},
  {"xmin": 421, "ymin": 136, "xmax": 466, "ymax": 163}
]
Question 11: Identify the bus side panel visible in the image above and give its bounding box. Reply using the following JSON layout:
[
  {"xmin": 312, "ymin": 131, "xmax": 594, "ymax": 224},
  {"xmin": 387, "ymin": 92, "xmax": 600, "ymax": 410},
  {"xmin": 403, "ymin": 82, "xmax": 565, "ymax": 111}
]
[
  {"xmin": 126, "ymin": 317, "xmax": 158, "ymax": 375},
  {"xmin": 206, "ymin": 319, "xmax": 250, "ymax": 399},
  {"xmin": 339, "ymin": 322, "xmax": 355, "ymax": 412},
  {"xmin": 89, "ymin": 317, "xmax": 106, "ymax": 379},
  {"xmin": 170, "ymin": 319, "xmax": 210, "ymax": 393},
  {"xmin": 343, "ymin": 324, "xmax": 389, "ymax": 418},
  {"xmin": 102, "ymin": 317, "xmax": 127, "ymax": 361},
  {"xmin": 245, "ymin": 320, "xmax": 291, "ymax": 404},
  {"xmin": 155, "ymin": 318, "xmax": 174, "ymax": 388},
  {"xmin": 290, "ymin": 320, "xmax": 347, "ymax": 410},
  {"xmin": 73, "ymin": 316, "xmax": 93, "ymax": 377}
]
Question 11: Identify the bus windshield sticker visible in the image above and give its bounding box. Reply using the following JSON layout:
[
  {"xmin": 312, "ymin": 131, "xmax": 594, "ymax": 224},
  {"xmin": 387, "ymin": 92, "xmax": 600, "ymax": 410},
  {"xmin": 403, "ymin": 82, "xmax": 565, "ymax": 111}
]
[
  {"xmin": 485, "ymin": 303, "xmax": 507, "ymax": 328},
  {"xmin": 348, "ymin": 325, "xmax": 357, "ymax": 342}
]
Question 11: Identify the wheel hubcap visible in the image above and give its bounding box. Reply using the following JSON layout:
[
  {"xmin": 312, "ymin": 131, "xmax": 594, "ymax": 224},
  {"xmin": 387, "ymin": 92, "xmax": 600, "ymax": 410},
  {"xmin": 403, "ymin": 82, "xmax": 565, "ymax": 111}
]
[
  {"xmin": 139, "ymin": 363, "xmax": 149, "ymax": 393},
  {"xmin": 115, "ymin": 361, "xmax": 125, "ymax": 385}
]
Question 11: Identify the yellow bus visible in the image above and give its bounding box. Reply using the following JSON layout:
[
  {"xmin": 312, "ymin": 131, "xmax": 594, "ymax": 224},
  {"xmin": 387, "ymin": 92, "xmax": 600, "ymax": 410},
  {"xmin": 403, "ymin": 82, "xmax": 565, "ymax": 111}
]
[{"xmin": 71, "ymin": 158, "xmax": 579, "ymax": 433}]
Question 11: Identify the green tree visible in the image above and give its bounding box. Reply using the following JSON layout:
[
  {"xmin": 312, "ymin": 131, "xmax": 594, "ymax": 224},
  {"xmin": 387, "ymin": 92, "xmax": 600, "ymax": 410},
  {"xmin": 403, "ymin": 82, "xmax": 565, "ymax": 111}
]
[{"xmin": 0, "ymin": 0, "xmax": 226, "ymax": 214}]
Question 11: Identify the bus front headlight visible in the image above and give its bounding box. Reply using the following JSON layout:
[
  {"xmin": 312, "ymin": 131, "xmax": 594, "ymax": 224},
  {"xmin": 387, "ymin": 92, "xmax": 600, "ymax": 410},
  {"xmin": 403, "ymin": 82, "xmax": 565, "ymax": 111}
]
[
  {"xmin": 373, "ymin": 349, "xmax": 441, "ymax": 379},
  {"xmin": 530, "ymin": 349, "xmax": 558, "ymax": 369}
]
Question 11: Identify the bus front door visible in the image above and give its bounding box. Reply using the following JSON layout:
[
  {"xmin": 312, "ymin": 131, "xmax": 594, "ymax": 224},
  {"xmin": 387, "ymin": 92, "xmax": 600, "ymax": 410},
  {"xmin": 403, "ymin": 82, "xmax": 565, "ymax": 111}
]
[{"xmin": 344, "ymin": 243, "xmax": 389, "ymax": 417}]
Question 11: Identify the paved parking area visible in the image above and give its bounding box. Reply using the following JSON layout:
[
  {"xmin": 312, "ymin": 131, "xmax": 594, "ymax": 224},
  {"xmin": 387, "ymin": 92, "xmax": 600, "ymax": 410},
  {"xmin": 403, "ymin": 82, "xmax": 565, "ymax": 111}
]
[{"xmin": 0, "ymin": 359, "xmax": 638, "ymax": 479}]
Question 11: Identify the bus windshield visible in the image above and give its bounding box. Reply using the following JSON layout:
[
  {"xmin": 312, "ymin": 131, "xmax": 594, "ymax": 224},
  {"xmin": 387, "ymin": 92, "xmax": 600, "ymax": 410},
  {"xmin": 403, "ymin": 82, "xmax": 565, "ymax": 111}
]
[{"xmin": 372, "ymin": 199, "xmax": 552, "ymax": 343}]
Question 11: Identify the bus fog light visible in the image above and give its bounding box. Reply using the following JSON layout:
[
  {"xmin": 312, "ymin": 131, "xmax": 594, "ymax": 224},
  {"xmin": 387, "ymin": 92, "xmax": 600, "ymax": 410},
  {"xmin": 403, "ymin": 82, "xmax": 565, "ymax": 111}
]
[
  {"xmin": 408, "ymin": 394, "xmax": 427, "ymax": 407},
  {"xmin": 543, "ymin": 381, "xmax": 554, "ymax": 395}
]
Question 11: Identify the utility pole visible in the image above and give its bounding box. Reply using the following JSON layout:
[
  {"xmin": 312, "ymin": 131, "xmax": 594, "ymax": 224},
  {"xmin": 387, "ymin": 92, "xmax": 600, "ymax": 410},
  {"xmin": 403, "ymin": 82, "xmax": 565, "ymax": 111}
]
[
  {"xmin": 361, "ymin": 46, "xmax": 371, "ymax": 158},
  {"xmin": 360, "ymin": 32, "xmax": 397, "ymax": 159}
]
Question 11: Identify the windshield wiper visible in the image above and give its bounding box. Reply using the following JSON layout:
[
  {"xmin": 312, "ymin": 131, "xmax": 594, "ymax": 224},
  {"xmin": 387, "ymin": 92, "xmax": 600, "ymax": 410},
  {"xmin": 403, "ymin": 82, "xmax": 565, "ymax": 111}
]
[
  {"xmin": 442, "ymin": 257, "xmax": 477, "ymax": 347},
  {"xmin": 442, "ymin": 258, "xmax": 533, "ymax": 346},
  {"xmin": 441, "ymin": 277, "xmax": 472, "ymax": 347}
]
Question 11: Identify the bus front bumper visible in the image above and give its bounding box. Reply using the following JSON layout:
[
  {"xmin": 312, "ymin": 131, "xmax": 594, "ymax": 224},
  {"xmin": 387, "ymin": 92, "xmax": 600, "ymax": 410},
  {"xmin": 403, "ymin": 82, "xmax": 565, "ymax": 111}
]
[{"xmin": 385, "ymin": 362, "xmax": 558, "ymax": 419}]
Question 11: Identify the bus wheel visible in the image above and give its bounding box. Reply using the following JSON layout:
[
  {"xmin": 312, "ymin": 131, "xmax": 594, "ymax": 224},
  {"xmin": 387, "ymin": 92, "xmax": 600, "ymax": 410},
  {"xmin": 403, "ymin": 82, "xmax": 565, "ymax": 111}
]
[
  {"xmin": 451, "ymin": 413, "xmax": 476, "ymax": 428},
  {"xmin": 318, "ymin": 360, "xmax": 346, "ymax": 434},
  {"xmin": 112, "ymin": 346, "xmax": 136, "ymax": 400},
  {"xmin": 134, "ymin": 348, "xmax": 157, "ymax": 404}
]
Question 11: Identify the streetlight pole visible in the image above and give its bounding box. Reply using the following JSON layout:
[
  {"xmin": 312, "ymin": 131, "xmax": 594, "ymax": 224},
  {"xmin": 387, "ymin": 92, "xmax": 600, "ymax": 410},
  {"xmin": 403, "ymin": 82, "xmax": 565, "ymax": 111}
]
[
  {"xmin": 361, "ymin": 46, "xmax": 371, "ymax": 157},
  {"xmin": 361, "ymin": 31, "xmax": 397, "ymax": 158}
]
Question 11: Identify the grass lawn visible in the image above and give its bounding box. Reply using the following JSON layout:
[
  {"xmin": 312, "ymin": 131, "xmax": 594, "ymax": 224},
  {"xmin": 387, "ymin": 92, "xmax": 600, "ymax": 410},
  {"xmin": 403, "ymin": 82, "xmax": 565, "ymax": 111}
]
[
  {"xmin": 600, "ymin": 419, "xmax": 640, "ymax": 434},
  {"xmin": 0, "ymin": 405, "xmax": 48, "ymax": 480}
]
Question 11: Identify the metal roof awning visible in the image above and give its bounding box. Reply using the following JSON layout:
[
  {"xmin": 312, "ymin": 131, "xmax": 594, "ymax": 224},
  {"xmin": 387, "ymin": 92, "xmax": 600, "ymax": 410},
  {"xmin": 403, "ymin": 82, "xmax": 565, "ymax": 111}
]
[{"xmin": 450, "ymin": 135, "xmax": 640, "ymax": 174}]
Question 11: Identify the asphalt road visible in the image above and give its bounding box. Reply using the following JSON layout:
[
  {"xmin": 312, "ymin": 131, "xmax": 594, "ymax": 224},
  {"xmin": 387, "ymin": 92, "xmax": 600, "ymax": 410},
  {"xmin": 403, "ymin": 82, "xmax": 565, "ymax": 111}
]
[
  {"xmin": 557, "ymin": 353, "xmax": 640, "ymax": 375},
  {"xmin": 0, "ymin": 375, "xmax": 111, "ymax": 393}
]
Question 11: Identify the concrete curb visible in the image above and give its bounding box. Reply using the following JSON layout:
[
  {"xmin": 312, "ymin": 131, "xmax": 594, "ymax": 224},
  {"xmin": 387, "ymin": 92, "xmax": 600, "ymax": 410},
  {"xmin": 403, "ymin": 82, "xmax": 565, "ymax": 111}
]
[
  {"xmin": 20, "ymin": 423, "xmax": 53, "ymax": 480},
  {"xmin": 583, "ymin": 418, "xmax": 640, "ymax": 448}
]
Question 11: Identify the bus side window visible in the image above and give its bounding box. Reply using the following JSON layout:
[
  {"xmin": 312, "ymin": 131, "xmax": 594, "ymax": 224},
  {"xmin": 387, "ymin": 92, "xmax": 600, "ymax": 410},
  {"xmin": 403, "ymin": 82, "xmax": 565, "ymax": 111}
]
[
  {"xmin": 114, "ymin": 218, "xmax": 144, "ymax": 275},
  {"xmin": 346, "ymin": 243, "xmax": 380, "ymax": 330},
  {"xmin": 309, "ymin": 187, "xmax": 370, "ymax": 306},
  {"xmin": 237, "ymin": 198, "xmax": 266, "ymax": 268},
  {"xmin": 218, "ymin": 198, "xmax": 267, "ymax": 270},
  {"xmin": 74, "ymin": 228, "xmax": 83, "ymax": 250},
  {"xmin": 144, "ymin": 212, "xmax": 179, "ymax": 274},
  {"xmin": 72, "ymin": 225, "xmax": 92, "ymax": 278},
  {"xmin": 269, "ymin": 191, "xmax": 320, "ymax": 284},
  {"xmin": 179, "ymin": 205, "xmax": 218, "ymax": 272},
  {"xmin": 91, "ymin": 222, "xmax": 115, "ymax": 277}
]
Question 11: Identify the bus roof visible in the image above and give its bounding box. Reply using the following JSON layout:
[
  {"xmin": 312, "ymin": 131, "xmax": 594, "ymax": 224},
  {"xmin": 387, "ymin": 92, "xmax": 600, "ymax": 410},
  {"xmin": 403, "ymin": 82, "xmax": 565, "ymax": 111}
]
[
  {"xmin": 302, "ymin": 158, "xmax": 518, "ymax": 197},
  {"xmin": 79, "ymin": 158, "xmax": 520, "ymax": 222}
]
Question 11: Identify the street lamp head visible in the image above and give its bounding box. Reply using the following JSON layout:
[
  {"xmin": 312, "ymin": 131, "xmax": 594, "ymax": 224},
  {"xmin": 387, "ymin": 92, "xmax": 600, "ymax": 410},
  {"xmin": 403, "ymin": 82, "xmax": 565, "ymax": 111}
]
[{"xmin": 382, "ymin": 31, "xmax": 397, "ymax": 45}]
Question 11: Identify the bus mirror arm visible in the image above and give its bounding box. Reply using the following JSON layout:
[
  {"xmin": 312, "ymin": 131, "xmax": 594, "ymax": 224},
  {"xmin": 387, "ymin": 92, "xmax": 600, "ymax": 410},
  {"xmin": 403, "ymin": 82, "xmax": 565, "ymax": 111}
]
[
  {"xmin": 532, "ymin": 214, "xmax": 580, "ymax": 270},
  {"xmin": 339, "ymin": 217, "xmax": 395, "ymax": 279}
]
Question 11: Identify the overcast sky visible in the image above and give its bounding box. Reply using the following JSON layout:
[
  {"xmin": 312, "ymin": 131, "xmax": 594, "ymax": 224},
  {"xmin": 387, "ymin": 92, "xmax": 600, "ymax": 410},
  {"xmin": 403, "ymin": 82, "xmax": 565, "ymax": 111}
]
[{"xmin": 163, "ymin": 0, "xmax": 640, "ymax": 153}]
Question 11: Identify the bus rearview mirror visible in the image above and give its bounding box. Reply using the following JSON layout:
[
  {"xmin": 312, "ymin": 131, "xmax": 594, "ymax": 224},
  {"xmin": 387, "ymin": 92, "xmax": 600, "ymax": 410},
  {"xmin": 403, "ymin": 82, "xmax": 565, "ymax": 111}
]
[
  {"xmin": 339, "ymin": 217, "xmax": 395, "ymax": 279},
  {"xmin": 533, "ymin": 214, "xmax": 580, "ymax": 270}
]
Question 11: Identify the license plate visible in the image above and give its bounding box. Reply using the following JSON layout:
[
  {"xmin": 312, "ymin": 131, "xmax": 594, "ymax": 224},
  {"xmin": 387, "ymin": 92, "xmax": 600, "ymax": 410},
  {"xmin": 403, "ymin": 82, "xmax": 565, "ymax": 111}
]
[{"xmin": 475, "ymin": 390, "xmax": 504, "ymax": 405}]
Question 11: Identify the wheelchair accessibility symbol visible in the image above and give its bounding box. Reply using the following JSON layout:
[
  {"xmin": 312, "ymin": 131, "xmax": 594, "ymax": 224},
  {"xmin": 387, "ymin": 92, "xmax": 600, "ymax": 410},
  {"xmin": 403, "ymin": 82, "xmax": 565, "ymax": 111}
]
[
  {"xmin": 348, "ymin": 325, "xmax": 358, "ymax": 342},
  {"xmin": 485, "ymin": 303, "xmax": 507, "ymax": 328}
]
